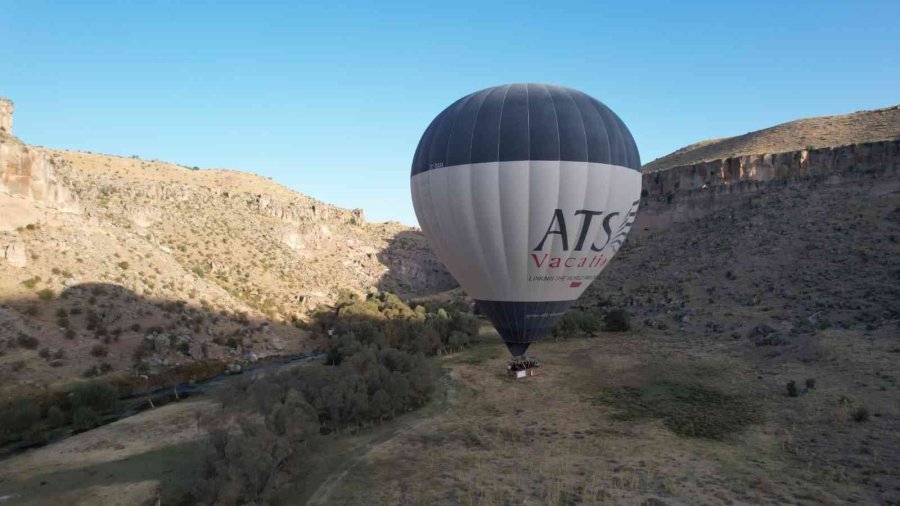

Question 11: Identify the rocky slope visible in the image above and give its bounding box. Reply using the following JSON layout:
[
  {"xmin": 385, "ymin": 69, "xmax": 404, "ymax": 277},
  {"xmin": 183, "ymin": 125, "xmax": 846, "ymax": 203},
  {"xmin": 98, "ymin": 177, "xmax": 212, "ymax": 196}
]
[
  {"xmin": 592, "ymin": 103, "xmax": 900, "ymax": 334},
  {"xmin": 0, "ymin": 112, "xmax": 453, "ymax": 399}
]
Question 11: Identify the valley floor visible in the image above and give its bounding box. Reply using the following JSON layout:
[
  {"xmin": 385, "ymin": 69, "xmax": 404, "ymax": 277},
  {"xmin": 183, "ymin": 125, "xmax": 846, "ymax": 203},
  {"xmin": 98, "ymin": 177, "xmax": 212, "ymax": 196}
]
[{"xmin": 1, "ymin": 323, "xmax": 896, "ymax": 505}]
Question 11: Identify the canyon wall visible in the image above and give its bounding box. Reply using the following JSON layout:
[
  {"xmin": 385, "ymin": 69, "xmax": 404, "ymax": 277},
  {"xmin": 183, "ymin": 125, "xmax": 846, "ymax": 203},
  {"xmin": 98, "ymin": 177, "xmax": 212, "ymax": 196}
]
[
  {"xmin": 0, "ymin": 134, "xmax": 81, "ymax": 216},
  {"xmin": 637, "ymin": 139, "xmax": 900, "ymax": 227}
]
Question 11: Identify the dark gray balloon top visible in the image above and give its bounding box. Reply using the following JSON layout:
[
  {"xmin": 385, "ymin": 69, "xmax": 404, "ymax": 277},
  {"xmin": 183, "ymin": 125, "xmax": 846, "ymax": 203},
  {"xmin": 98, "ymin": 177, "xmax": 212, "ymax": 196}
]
[{"xmin": 412, "ymin": 83, "xmax": 641, "ymax": 176}]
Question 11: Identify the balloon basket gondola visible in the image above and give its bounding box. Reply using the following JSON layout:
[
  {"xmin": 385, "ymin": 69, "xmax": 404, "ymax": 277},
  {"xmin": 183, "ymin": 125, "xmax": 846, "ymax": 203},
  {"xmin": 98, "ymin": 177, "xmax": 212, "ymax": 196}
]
[{"xmin": 507, "ymin": 357, "xmax": 540, "ymax": 380}]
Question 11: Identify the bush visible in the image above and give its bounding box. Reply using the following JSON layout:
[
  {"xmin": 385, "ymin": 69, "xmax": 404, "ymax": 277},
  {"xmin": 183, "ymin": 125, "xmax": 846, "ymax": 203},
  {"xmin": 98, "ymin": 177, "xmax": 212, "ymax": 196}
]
[
  {"xmin": 603, "ymin": 308, "xmax": 631, "ymax": 332},
  {"xmin": 21, "ymin": 277, "xmax": 40, "ymax": 289},
  {"xmin": 553, "ymin": 311, "xmax": 581, "ymax": 339},
  {"xmin": 786, "ymin": 380, "xmax": 799, "ymax": 397},
  {"xmin": 0, "ymin": 401, "xmax": 40, "ymax": 434},
  {"xmin": 71, "ymin": 381, "xmax": 118, "ymax": 412},
  {"xmin": 16, "ymin": 333, "xmax": 40, "ymax": 349},
  {"xmin": 72, "ymin": 406, "xmax": 101, "ymax": 431},
  {"xmin": 90, "ymin": 344, "xmax": 109, "ymax": 357},
  {"xmin": 117, "ymin": 261, "xmax": 129, "ymax": 270},
  {"xmin": 852, "ymin": 407, "xmax": 869, "ymax": 423},
  {"xmin": 46, "ymin": 405, "xmax": 66, "ymax": 426},
  {"xmin": 37, "ymin": 288, "xmax": 56, "ymax": 301}
]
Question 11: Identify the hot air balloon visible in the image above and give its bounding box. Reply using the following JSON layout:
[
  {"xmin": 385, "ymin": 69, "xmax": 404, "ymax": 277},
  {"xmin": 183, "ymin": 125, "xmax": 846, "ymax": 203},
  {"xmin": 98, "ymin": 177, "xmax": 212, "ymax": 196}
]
[{"xmin": 411, "ymin": 83, "xmax": 641, "ymax": 360}]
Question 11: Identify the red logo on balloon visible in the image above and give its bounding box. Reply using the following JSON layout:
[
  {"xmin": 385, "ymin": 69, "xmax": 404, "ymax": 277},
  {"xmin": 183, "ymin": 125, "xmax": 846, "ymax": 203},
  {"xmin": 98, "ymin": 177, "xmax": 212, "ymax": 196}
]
[{"xmin": 570, "ymin": 281, "xmax": 582, "ymax": 288}]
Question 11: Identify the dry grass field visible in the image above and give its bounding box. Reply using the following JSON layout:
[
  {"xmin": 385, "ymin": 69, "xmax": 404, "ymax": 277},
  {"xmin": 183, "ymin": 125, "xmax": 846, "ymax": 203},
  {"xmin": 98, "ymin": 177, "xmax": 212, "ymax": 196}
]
[
  {"xmin": 305, "ymin": 328, "xmax": 898, "ymax": 505},
  {"xmin": 0, "ymin": 316, "xmax": 896, "ymax": 505}
]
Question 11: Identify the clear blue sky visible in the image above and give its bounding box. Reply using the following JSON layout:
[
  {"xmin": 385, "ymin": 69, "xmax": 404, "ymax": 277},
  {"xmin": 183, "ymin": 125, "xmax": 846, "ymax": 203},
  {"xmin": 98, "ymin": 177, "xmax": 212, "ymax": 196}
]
[{"xmin": 2, "ymin": 1, "xmax": 897, "ymax": 225}]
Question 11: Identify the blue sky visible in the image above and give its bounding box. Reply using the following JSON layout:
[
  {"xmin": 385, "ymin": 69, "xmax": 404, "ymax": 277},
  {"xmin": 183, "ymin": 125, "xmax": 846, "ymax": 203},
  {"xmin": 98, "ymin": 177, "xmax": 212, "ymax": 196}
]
[{"xmin": 2, "ymin": 1, "xmax": 898, "ymax": 225}]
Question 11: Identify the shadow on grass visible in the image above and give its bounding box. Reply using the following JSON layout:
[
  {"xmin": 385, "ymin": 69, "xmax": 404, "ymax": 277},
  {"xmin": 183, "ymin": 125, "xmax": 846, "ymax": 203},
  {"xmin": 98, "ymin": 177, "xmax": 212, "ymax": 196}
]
[{"xmin": 0, "ymin": 440, "xmax": 204, "ymax": 505}]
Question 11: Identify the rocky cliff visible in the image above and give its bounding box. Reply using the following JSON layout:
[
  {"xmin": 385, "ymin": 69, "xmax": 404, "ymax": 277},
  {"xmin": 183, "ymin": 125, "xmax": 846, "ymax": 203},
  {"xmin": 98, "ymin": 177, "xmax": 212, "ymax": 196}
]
[{"xmin": 0, "ymin": 133, "xmax": 82, "ymax": 230}]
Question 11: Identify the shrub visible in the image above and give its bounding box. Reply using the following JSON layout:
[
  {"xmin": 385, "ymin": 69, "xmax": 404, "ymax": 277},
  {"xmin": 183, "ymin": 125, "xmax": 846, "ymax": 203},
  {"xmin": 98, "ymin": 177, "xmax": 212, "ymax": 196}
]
[
  {"xmin": 72, "ymin": 406, "xmax": 101, "ymax": 431},
  {"xmin": 0, "ymin": 401, "xmax": 40, "ymax": 434},
  {"xmin": 603, "ymin": 308, "xmax": 631, "ymax": 332},
  {"xmin": 21, "ymin": 277, "xmax": 40, "ymax": 289},
  {"xmin": 16, "ymin": 333, "xmax": 40, "ymax": 349},
  {"xmin": 852, "ymin": 407, "xmax": 869, "ymax": 423},
  {"xmin": 37, "ymin": 288, "xmax": 56, "ymax": 301},
  {"xmin": 71, "ymin": 381, "xmax": 118, "ymax": 412},
  {"xmin": 90, "ymin": 344, "xmax": 109, "ymax": 357},
  {"xmin": 553, "ymin": 311, "xmax": 581, "ymax": 339},
  {"xmin": 117, "ymin": 261, "xmax": 129, "ymax": 270},
  {"xmin": 786, "ymin": 380, "xmax": 799, "ymax": 397},
  {"xmin": 46, "ymin": 405, "xmax": 66, "ymax": 426}
]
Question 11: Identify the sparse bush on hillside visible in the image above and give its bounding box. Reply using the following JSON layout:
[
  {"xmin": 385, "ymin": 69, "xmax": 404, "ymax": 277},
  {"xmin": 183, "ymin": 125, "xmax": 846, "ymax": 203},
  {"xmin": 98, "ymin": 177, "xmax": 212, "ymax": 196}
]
[
  {"xmin": 603, "ymin": 308, "xmax": 631, "ymax": 332},
  {"xmin": 786, "ymin": 380, "xmax": 799, "ymax": 397},
  {"xmin": 37, "ymin": 288, "xmax": 56, "ymax": 301},
  {"xmin": 16, "ymin": 333, "xmax": 40, "ymax": 349},
  {"xmin": 20, "ymin": 277, "xmax": 40, "ymax": 289}
]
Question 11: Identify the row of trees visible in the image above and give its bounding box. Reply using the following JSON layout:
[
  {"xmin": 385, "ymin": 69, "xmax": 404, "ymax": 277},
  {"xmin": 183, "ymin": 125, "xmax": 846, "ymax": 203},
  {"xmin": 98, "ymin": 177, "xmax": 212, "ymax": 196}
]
[{"xmin": 0, "ymin": 381, "xmax": 119, "ymax": 445}]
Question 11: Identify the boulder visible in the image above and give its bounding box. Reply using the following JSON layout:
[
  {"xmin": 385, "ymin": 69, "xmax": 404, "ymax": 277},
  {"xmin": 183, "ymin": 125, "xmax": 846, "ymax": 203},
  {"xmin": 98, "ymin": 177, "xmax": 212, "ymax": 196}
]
[{"xmin": 3, "ymin": 241, "xmax": 27, "ymax": 267}]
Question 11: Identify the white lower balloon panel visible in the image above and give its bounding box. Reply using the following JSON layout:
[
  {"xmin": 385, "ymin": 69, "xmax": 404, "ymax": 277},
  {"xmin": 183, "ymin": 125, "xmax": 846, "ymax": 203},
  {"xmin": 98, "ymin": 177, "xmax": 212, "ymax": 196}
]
[{"xmin": 411, "ymin": 160, "xmax": 642, "ymax": 303}]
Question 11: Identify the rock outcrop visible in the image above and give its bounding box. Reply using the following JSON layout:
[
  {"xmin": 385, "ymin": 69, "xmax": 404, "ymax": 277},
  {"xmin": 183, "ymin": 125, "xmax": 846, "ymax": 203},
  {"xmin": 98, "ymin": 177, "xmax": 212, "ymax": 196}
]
[
  {"xmin": 642, "ymin": 140, "xmax": 900, "ymax": 197},
  {"xmin": 2, "ymin": 241, "xmax": 26, "ymax": 267},
  {"xmin": 0, "ymin": 133, "xmax": 82, "ymax": 215},
  {"xmin": 0, "ymin": 98, "xmax": 12, "ymax": 134}
]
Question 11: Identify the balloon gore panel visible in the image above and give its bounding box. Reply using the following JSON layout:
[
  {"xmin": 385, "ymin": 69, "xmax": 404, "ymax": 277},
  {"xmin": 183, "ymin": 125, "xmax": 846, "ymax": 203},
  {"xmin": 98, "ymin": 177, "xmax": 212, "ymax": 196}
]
[{"xmin": 475, "ymin": 299, "xmax": 576, "ymax": 356}]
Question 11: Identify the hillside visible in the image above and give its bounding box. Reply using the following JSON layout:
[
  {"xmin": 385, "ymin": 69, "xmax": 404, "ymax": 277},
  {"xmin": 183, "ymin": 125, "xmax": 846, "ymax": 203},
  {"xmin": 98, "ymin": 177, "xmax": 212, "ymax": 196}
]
[
  {"xmin": 0, "ymin": 123, "xmax": 454, "ymax": 399},
  {"xmin": 644, "ymin": 105, "xmax": 900, "ymax": 172}
]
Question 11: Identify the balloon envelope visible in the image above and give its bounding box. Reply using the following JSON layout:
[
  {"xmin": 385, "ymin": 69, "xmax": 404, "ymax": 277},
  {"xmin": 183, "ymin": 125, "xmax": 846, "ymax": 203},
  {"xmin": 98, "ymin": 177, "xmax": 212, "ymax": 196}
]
[{"xmin": 411, "ymin": 83, "xmax": 641, "ymax": 356}]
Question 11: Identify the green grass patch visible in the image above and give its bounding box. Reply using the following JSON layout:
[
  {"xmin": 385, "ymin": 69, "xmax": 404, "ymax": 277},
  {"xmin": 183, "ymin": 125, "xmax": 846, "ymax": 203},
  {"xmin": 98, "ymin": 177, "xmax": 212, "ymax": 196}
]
[
  {"xmin": 452, "ymin": 342, "xmax": 502, "ymax": 365},
  {"xmin": 600, "ymin": 380, "xmax": 759, "ymax": 439}
]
